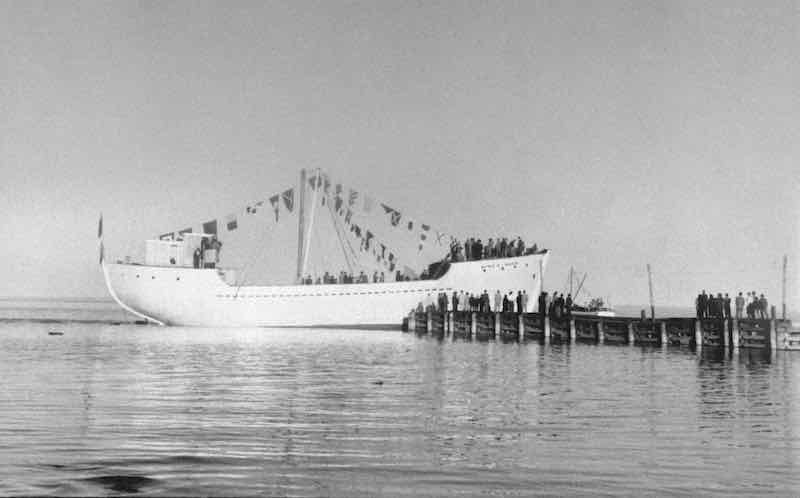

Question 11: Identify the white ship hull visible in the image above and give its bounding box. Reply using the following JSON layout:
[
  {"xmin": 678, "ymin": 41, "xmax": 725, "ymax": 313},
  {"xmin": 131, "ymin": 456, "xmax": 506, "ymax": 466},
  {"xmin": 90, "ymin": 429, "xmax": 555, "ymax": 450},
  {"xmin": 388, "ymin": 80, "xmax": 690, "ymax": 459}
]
[{"xmin": 103, "ymin": 252, "xmax": 549, "ymax": 327}]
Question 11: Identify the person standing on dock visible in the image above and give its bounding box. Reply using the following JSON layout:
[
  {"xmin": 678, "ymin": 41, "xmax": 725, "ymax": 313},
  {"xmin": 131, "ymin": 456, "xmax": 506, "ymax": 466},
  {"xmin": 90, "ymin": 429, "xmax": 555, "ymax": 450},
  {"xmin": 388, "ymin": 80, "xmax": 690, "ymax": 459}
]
[
  {"xmin": 759, "ymin": 294, "xmax": 768, "ymax": 319},
  {"xmin": 735, "ymin": 292, "xmax": 744, "ymax": 319},
  {"xmin": 724, "ymin": 294, "xmax": 731, "ymax": 319},
  {"xmin": 539, "ymin": 292, "xmax": 547, "ymax": 317},
  {"xmin": 516, "ymin": 291, "xmax": 523, "ymax": 314},
  {"xmin": 566, "ymin": 293, "xmax": 573, "ymax": 316},
  {"xmin": 494, "ymin": 290, "xmax": 502, "ymax": 312},
  {"xmin": 699, "ymin": 291, "xmax": 709, "ymax": 318},
  {"xmin": 452, "ymin": 291, "xmax": 458, "ymax": 313},
  {"xmin": 521, "ymin": 291, "xmax": 528, "ymax": 313}
]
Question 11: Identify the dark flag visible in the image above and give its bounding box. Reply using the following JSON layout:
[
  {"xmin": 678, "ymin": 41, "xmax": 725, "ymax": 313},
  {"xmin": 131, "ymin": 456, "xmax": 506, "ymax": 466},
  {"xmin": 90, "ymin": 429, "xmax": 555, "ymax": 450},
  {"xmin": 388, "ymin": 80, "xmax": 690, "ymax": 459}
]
[
  {"xmin": 159, "ymin": 232, "xmax": 174, "ymax": 241},
  {"xmin": 178, "ymin": 228, "xmax": 192, "ymax": 238},
  {"xmin": 226, "ymin": 214, "xmax": 238, "ymax": 231},
  {"xmin": 282, "ymin": 189, "xmax": 294, "ymax": 212},
  {"xmin": 365, "ymin": 230, "xmax": 374, "ymax": 250},
  {"xmin": 202, "ymin": 220, "xmax": 218, "ymax": 235},
  {"xmin": 269, "ymin": 195, "xmax": 280, "ymax": 221},
  {"xmin": 98, "ymin": 214, "xmax": 104, "ymax": 264}
]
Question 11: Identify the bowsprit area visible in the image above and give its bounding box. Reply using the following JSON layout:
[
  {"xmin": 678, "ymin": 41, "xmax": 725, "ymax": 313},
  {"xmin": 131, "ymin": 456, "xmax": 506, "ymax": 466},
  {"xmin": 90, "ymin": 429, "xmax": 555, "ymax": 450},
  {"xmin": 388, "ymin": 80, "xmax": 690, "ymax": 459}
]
[{"xmin": 402, "ymin": 310, "xmax": 800, "ymax": 351}]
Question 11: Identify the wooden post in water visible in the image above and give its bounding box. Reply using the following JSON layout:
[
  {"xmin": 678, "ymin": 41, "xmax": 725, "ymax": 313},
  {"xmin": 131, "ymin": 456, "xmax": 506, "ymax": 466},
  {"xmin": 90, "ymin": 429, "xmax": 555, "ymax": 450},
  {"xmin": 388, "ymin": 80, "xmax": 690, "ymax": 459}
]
[
  {"xmin": 659, "ymin": 321, "xmax": 667, "ymax": 346},
  {"xmin": 470, "ymin": 312, "xmax": 477, "ymax": 340},
  {"xmin": 723, "ymin": 319, "xmax": 730, "ymax": 350},
  {"xmin": 694, "ymin": 319, "xmax": 703, "ymax": 350},
  {"xmin": 769, "ymin": 319, "xmax": 777, "ymax": 351},
  {"xmin": 731, "ymin": 319, "xmax": 739, "ymax": 351},
  {"xmin": 597, "ymin": 320, "xmax": 604, "ymax": 345},
  {"xmin": 495, "ymin": 312, "xmax": 501, "ymax": 338},
  {"xmin": 627, "ymin": 322, "xmax": 635, "ymax": 345},
  {"xmin": 408, "ymin": 313, "xmax": 415, "ymax": 332},
  {"xmin": 518, "ymin": 313, "xmax": 524, "ymax": 341},
  {"xmin": 544, "ymin": 315, "xmax": 551, "ymax": 345},
  {"xmin": 426, "ymin": 310, "xmax": 433, "ymax": 335},
  {"xmin": 569, "ymin": 317, "xmax": 576, "ymax": 344}
]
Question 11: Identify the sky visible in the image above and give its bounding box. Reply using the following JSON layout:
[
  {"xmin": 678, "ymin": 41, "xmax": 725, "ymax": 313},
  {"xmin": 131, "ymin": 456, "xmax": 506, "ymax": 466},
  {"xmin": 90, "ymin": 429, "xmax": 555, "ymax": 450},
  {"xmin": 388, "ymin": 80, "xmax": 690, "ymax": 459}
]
[{"xmin": 1, "ymin": 0, "xmax": 798, "ymax": 309}]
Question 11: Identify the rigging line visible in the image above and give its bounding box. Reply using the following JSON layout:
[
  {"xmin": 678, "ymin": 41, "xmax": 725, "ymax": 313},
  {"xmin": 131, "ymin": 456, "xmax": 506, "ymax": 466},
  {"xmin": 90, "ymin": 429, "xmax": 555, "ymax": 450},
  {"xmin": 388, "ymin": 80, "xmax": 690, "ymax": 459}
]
[
  {"xmin": 326, "ymin": 199, "xmax": 356, "ymax": 273},
  {"xmin": 300, "ymin": 168, "xmax": 321, "ymax": 278}
]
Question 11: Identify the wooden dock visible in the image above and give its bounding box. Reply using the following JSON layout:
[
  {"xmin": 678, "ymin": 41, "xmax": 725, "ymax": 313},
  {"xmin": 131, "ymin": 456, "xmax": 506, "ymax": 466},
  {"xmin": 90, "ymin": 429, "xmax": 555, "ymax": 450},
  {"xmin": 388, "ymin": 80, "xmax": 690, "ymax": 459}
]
[{"xmin": 402, "ymin": 312, "xmax": 800, "ymax": 351}]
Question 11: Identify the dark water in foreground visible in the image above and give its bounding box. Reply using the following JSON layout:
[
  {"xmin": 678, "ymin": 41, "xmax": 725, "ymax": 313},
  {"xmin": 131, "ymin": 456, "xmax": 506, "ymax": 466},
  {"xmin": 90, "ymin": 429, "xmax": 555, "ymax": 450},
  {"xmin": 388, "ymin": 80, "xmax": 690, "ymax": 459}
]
[{"xmin": 2, "ymin": 319, "xmax": 800, "ymax": 496}]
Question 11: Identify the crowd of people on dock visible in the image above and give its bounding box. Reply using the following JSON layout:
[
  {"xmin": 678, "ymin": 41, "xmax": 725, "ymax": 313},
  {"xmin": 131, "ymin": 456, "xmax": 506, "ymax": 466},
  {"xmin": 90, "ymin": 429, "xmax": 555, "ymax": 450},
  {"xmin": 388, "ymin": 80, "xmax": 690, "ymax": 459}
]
[
  {"xmin": 448, "ymin": 237, "xmax": 539, "ymax": 262},
  {"xmin": 416, "ymin": 290, "xmax": 531, "ymax": 313},
  {"xmin": 413, "ymin": 290, "xmax": 582, "ymax": 317},
  {"xmin": 695, "ymin": 290, "xmax": 770, "ymax": 319}
]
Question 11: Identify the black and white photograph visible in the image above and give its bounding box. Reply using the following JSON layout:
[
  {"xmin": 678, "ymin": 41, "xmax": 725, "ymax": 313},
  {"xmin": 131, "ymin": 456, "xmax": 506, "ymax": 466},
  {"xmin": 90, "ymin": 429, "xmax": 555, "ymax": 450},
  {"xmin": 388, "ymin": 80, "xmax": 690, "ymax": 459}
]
[{"xmin": 1, "ymin": 1, "xmax": 798, "ymax": 496}]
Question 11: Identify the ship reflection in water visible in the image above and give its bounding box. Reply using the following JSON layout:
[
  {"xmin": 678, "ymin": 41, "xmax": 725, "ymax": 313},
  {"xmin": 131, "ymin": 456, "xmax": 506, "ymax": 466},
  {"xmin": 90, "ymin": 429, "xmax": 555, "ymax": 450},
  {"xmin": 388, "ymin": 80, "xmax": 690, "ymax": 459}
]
[{"xmin": 1, "ymin": 322, "xmax": 799, "ymax": 496}]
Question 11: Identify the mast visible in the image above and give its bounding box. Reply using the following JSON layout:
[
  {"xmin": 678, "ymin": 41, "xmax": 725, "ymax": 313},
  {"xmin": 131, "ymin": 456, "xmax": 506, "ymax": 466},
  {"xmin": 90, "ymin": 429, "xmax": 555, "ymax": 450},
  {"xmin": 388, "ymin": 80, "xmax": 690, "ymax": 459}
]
[
  {"xmin": 782, "ymin": 254, "xmax": 787, "ymax": 320},
  {"xmin": 569, "ymin": 266, "xmax": 573, "ymax": 295},
  {"xmin": 296, "ymin": 169, "xmax": 307, "ymax": 283},
  {"xmin": 647, "ymin": 263, "xmax": 655, "ymax": 320},
  {"xmin": 301, "ymin": 169, "xmax": 321, "ymax": 277}
]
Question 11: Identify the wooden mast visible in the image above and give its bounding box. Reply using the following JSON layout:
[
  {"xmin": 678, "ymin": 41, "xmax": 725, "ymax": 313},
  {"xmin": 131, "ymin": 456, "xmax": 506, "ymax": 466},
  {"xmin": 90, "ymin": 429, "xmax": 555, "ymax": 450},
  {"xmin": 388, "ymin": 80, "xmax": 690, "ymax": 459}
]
[
  {"xmin": 647, "ymin": 263, "xmax": 655, "ymax": 320},
  {"xmin": 782, "ymin": 254, "xmax": 787, "ymax": 320},
  {"xmin": 296, "ymin": 169, "xmax": 306, "ymax": 283}
]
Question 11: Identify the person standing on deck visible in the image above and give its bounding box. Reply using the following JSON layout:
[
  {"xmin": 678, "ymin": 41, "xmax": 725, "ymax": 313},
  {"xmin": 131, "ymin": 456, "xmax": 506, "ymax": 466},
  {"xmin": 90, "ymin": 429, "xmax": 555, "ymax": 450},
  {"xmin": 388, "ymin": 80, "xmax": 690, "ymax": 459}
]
[
  {"xmin": 515, "ymin": 291, "xmax": 523, "ymax": 314},
  {"xmin": 565, "ymin": 293, "xmax": 573, "ymax": 316},
  {"xmin": 759, "ymin": 294, "xmax": 768, "ymax": 318},
  {"xmin": 452, "ymin": 291, "xmax": 458, "ymax": 313},
  {"xmin": 494, "ymin": 290, "xmax": 502, "ymax": 312}
]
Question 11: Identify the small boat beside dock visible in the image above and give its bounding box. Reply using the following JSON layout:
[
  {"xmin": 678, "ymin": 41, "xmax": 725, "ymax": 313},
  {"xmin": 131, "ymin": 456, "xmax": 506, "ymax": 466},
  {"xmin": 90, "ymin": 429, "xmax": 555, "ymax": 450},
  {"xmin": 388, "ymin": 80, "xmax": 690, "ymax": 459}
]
[{"xmin": 402, "ymin": 311, "xmax": 800, "ymax": 351}]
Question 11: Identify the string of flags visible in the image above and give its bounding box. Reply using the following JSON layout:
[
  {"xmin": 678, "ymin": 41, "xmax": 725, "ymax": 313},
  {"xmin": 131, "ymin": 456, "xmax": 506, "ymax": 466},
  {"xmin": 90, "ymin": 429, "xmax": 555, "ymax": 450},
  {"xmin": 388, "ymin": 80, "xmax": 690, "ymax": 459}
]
[{"xmin": 154, "ymin": 170, "xmax": 451, "ymax": 265}]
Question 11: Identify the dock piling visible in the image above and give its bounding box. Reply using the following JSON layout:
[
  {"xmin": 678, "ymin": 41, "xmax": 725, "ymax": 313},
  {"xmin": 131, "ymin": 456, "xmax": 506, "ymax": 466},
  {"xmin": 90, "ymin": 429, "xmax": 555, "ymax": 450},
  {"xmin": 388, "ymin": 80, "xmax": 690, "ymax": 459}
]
[
  {"xmin": 470, "ymin": 312, "xmax": 477, "ymax": 340},
  {"xmin": 597, "ymin": 320, "xmax": 604, "ymax": 345},
  {"xmin": 694, "ymin": 319, "xmax": 702, "ymax": 350},
  {"xmin": 569, "ymin": 317, "xmax": 576, "ymax": 344},
  {"xmin": 544, "ymin": 316, "xmax": 551, "ymax": 344},
  {"xmin": 731, "ymin": 319, "xmax": 739, "ymax": 350},
  {"xmin": 627, "ymin": 322, "xmax": 635, "ymax": 345},
  {"xmin": 518, "ymin": 313, "xmax": 524, "ymax": 341},
  {"xmin": 659, "ymin": 321, "xmax": 667, "ymax": 346}
]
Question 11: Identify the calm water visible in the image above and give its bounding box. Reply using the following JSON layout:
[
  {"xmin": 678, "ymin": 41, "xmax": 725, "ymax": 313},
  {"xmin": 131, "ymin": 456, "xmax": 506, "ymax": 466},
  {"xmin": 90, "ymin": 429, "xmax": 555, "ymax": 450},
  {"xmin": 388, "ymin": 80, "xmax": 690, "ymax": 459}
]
[{"xmin": 1, "ymin": 305, "xmax": 800, "ymax": 496}]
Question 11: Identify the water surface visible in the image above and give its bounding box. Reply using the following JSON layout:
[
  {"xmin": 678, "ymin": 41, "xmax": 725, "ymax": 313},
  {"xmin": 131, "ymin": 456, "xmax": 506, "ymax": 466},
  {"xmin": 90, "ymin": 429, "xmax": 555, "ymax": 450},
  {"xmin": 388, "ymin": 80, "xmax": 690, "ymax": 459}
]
[{"xmin": 1, "ymin": 318, "xmax": 799, "ymax": 496}]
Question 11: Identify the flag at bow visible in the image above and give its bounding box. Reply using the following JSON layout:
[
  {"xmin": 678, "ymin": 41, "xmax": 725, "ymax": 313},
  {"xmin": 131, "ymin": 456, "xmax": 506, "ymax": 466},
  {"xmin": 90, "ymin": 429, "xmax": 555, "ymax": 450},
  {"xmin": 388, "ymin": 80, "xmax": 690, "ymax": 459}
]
[{"xmin": 98, "ymin": 214, "xmax": 104, "ymax": 264}]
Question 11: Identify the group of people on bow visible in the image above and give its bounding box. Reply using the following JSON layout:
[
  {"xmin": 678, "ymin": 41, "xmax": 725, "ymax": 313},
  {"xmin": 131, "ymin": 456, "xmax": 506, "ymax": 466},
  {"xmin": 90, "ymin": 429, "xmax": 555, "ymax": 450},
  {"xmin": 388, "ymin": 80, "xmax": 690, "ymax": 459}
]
[{"xmin": 449, "ymin": 237, "xmax": 539, "ymax": 262}]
